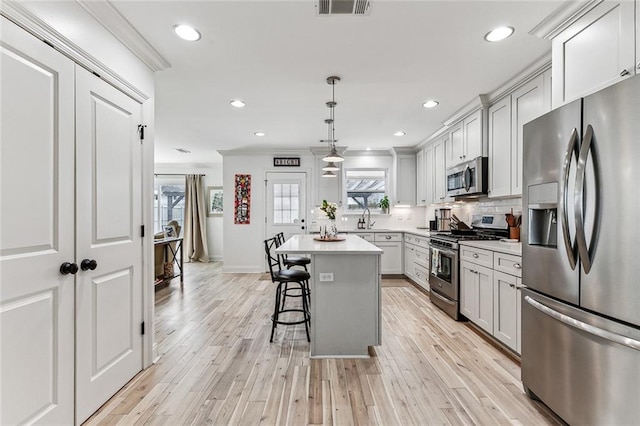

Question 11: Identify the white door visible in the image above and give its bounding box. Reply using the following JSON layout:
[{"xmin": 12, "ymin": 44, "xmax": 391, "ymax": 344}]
[
  {"xmin": 74, "ymin": 68, "xmax": 144, "ymax": 423},
  {"xmin": 266, "ymin": 172, "xmax": 307, "ymax": 242},
  {"xmin": 0, "ymin": 17, "xmax": 76, "ymax": 425}
]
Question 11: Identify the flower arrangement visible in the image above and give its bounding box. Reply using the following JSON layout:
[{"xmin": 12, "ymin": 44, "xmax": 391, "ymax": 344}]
[{"xmin": 320, "ymin": 199, "xmax": 337, "ymax": 220}]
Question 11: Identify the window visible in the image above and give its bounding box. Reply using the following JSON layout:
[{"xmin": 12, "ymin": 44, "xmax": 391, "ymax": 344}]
[
  {"xmin": 273, "ymin": 183, "xmax": 300, "ymax": 224},
  {"xmin": 345, "ymin": 169, "xmax": 387, "ymax": 212},
  {"xmin": 154, "ymin": 175, "xmax": 185, "ymax": 233}
]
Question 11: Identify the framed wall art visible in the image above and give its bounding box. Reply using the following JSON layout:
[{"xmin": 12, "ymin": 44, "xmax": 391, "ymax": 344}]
[
  {"xmin": 207, "ymin": 186, "xmax": 223, "ymax": 216},
  {"xmin": 234, "ymin": 174, "xmax": 251, "ymax": 224}
]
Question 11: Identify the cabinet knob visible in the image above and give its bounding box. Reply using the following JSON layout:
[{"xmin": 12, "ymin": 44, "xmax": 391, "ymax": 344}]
[
  {"xmin": 514, "ymin": 263, "xmax": 521, "ymax": 269},
  {"xmin": 509, "ymin": 283, "xmax": 515, "ymax": 288},
  {"xmin": 81, "ymin": 259, "xmax": 98, "ymax": 271},
  {"xmin": 60, "ymin": 262, "xmax": 78, "ymax": 275},
  {"xmin": 620, "ymin": 69, "xmax": 630, "ymax": 77},
  {"xmin": 473, "ymin": 253, "xmax": 479, "ymax": 258}
]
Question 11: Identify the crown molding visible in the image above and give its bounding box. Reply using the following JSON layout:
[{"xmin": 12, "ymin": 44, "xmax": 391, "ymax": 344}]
[
  {"xmin": 0, "ymin": 1, "xmax": 149, "ymax": 102},
  {"xmin": 486, "ymin": 52, "xmax": 552, "ymax": 104},
  {"xmin": 443, "ymin": 94, "xmax": 488, "ymax": 128},
  {"xmin": 529, "ymin": 0, "xmax": 602, "ymax": 39},
  {"xmin": 77, "ymin": 0, "xmax": 170, "ymax": 72}
]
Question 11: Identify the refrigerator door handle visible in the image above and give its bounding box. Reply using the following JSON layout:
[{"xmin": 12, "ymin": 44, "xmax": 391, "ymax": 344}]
[
  {"xmin": 560, "ymin": 128, "xmax": 579, "ymax": 270},
  {"xmin": 525, "ymin": 296, "xmax": 640, "ymax": 351},
  {"xmin": 575, "ymin": 124, "xmax": 597, "ymax": 274}
]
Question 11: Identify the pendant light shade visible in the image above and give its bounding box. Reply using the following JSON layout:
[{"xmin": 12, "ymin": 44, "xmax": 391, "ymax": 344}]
[
  {"xmin": 322, "ymin": 170, "xmax": 337, "ymax": 178},
  {"xmin": 322, "ymin": 161, "xmax": 340, "ymax": 171},
  {"xmin": 323, "ymin": 146, "xmax": 344, "ymax": 163}
]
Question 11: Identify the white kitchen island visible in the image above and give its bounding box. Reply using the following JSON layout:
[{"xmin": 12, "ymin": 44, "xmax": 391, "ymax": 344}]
[{"xmin": 275, "ymin": 234, "xmax": 383, "ymax": 358}]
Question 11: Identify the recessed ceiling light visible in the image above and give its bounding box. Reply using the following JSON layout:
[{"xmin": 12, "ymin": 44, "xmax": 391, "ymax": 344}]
[
  {"xmin": 230, "ymin": 100, "xmax": 245, "ymax": 108},
  {"xmin": 366, "ymin": 147, "xmax": 371, "ymax": 151},
  {"xmin": 422, "ymin": 100, "xmax": 439, "ymax": 108},
  {"xmin": 484, "ymin": 26, "xmax": 515, "ymax": 42},
  {"xmin": 394, "ymin": 131, "xmax": 406, "ymax": 137},
  {"xmin": 173, "ymin": 24, "xmax": 201, "ymax": 41},
  {"xmin": 174, "ymin": 148, "xmax": 191, "ymax": 154},
  {"xmin": 254, "ymin": 132, "xmax": 266, "ymax": 137}
]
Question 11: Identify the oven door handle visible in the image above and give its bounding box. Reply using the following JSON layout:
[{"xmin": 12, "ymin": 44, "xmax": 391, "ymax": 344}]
[
  {"xmin": 429, "ymin": 245, "xmax": 457, "ymax": 257},
  {"xmin": 431, "ymin": 290, "xmax": 456, "ymax": 306}
]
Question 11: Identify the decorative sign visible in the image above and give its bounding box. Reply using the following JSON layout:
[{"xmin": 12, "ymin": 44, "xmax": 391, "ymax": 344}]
[
  {"xmin": 234, "ymin": 174, "xmax": 251, "ymax": 224},
  {"xmin": 273, "ymin": 157, "xmax": 300, "ymax": 167}
]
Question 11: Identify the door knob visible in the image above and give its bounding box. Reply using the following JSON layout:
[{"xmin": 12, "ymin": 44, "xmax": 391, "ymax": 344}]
[
  {"xmin": 81, "ymin": 259, "xmax": 98, "ymax": 271},
  {"xmin": 60, "ymin": 262, "xmax": 79, "ymax": 275}
]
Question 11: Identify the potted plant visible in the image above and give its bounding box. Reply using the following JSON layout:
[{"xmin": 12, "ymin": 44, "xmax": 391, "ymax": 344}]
[{"xmin": 379, "ymin": 195, "xmax": 389, "ymax": 214}]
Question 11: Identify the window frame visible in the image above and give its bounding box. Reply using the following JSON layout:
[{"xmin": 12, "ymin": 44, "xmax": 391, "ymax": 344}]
[{"xmin": 343, "ymin": 168, "xmax": 388, "ymax": 214}]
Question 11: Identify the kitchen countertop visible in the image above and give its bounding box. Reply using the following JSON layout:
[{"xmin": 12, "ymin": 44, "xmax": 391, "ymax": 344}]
[
  {"xmin": 344, "ymin": 228, "xmax": 431, "ymax": 237},
  {"xmin": 459, "ymin": 239, "xmax": 522, "ymax": 256},
  {"xmin": 275, "ymin": 234, "xmax": 383, "ymax": 255}
]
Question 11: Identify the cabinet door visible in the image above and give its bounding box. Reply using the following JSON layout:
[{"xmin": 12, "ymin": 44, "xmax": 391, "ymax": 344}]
[
  {"xmin": 377, "ymin": 242, "xmax": 402, "ymax": 274},
  {"xmin": 463, "ymin": 109, "xmax": 483, "ymax": 161},
  {"xmin": 511, "ymin": 74, "xmax": 547, "ymax": 196},
  {"xmin": 552, "ymin": 0, "xmax": 635, "ymax": 106},
  {"xmin": 416, "ymin": 149, "xmax": 426, "ymax": 206},
  {"xmin": 0, "ymin": 17, "xmax": 75, "ymax": 425},
  {"xmin": 637, "ymin": 0, "xmax": 640, "ymax": 75},
  {"xmin": 488, "ymin": 96, "xmax": 512, "ymax": 198},
  {"xmin": 404, "ymin": 245, "xmax": 416, "ymax": 279},
  {"xmin": 395, "ymin": 154, "xmax": 416, "ymax": 205},
  {"xmin": 424, "ymin": 144, "xmax": 434, "ymax": 205},
  {"xmin": 516, "ymin": 277, "xmax": 523, "ymax": 354},
  {"xmin": 448, "ymin": 122, "xmax": 464, "ymax": 166},
  {"xmin": 476, "ymin": 264, "xmax": 494, "ymax": 334},
  {"xmin": 433, "ymin": 137, "xmax": 447, "ymax": 202},
  {"xmin": 460, "ymin": 261, "xmax": 478, "ymax": 321},
  {"xmin": 493, "ymin": 271, "xmax": 518, "ymax": 351}
]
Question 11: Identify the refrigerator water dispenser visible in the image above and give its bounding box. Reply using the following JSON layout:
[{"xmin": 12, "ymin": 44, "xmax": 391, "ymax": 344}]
[{"xmin": 527, "ymin": 182, "xmax": 558, "ymax": 248}]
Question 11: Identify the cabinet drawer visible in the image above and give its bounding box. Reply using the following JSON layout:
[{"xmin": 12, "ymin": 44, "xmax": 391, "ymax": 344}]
[
  {"xmin": 414, "ymin": 264, "xmax": 429, "ymax": 290},
  {"xmin": 414, "ymin": 247, "xmax": 430, "ymax": 268},
  {"xmin": 375, "ymin": 232, "xmax": 402, "ymax": 242},
  {"xmin": 460, "ymin": 246, "xmax": 493, "ymax": 268},
  {"xmin": 413, "ymin": 235, "xmax": 429, "ymax": 249},
  {"xmin": 494, "ymin": 252, "xmax": 522, "ymax": 278},
  {"xmin": 353, "ymin": 232, "xmax": 374, "ymax": 242}
]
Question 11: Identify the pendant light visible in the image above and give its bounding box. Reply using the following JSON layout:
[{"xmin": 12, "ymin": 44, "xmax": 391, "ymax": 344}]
[{"xmin": 322, "ymin": 76, "xmax": 344, "ymax": 163}]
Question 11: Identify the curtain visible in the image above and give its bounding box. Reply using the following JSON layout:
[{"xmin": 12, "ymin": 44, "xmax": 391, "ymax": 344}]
[{"xmin": 184, "ymin": 174, "xmax": 210, "ymax": 263}]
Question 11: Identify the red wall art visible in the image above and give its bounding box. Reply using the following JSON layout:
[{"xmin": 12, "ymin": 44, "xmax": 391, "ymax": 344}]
[{"xmin": 234, "ymin": 174, "xmax": 251, "ymax": 224}]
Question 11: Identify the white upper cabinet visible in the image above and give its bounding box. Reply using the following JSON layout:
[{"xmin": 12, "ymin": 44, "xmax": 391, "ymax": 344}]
[
  {"xmin": 433, "ymin": 135, "xmax": 448, "ymax": 203},
  {"xmin": 551, "ymin": 0, "xmax": 636, "ymax": 107},
  {"xmin": 392, "ymin": 149, "xmax": 416, "ymax": 206},
  {"xmin": 447, "ymin": 109, "xmax": 485, "ymax": 167},
  {"xmin": 637, "ymin": 0, "xmax": 640, "ymax": 73},
  {"xmin": 416, "ymin": 149, "xmax": 427, "ymax": 206},
  {"xmin": 489, "ymin": 72, "xmax": 551, "ymax": 198}
]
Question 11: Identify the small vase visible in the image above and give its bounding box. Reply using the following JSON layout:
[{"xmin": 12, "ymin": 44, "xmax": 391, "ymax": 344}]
[{"xmin": 328, "ymin": 219, "xmax": 338, "ymax": 238}]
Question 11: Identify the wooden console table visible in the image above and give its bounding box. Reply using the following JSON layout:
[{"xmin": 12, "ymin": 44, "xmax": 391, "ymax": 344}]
[{"xmin": 154, "ymin": 237, "xmax": 184, "ymax": 286}]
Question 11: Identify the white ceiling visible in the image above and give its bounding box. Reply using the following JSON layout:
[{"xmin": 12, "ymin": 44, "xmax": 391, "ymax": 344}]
[{"xmin": 106, "ymin": 0, "xmax": 564, "ymax": 164}]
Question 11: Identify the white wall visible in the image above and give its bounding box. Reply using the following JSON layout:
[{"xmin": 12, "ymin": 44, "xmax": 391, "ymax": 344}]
[
  {"xmin": 221, "ymin": 150, "xmax": 314, "ymax": 273},
  {"xmin": 154, "ymin": 163, "xmax": 224, "ymax": 261}
]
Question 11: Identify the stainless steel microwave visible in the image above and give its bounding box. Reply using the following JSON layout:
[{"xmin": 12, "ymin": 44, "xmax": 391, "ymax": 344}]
[{"xmin": 446, "ymin": 156, "xmax": 488, "ymax": 198}]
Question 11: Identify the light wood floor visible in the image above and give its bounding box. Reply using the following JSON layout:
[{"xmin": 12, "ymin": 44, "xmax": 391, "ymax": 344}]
[{"xmin": 85, "ymin": 262, "xmax": 561, "ymax": 425}]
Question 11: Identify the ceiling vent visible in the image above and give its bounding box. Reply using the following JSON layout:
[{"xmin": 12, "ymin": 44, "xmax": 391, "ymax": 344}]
[{"xmin": 317, "ymin": 0, "xmax": 371, "ymax": 15}]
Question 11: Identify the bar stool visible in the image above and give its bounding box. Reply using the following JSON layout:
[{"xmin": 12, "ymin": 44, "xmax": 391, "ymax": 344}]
[
  {"xmin": 264, "ymin": 237, "xmax": 310, "ymax": 342},
  {"xmin": 274, "ymin": 232, "xmax": 311, "ymax": 308}
]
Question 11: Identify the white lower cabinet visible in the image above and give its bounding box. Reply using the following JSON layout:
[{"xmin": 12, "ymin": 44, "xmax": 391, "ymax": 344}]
[
  {"xmin": 460, "ymin": 260, "xmax": 494, "ymax": 334},
  {"xmin": 461, "ymin": 243, "xmax": 523, "ymax": 354},
  {"xmin": 374, "ymin": 232, "xmax": 403, "ymax": 275},
  {"xmin": 403, "ymin": 233, "xmax": 429, "ymax": 290}
]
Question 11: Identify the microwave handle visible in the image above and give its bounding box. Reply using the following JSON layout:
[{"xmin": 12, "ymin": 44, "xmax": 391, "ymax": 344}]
[{"xmin": 463, "ymin": 165, "xmax": 472, "ymax": 191}]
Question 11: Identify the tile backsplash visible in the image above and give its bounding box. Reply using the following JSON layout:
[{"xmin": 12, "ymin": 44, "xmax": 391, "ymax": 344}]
[{"xmin": 425, "ymin": 197, "xmax": 523, "ymax": 227}]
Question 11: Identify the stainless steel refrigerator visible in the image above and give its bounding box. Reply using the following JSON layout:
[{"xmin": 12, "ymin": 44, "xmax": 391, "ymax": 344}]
[{"xmin": 521, "ymin": 74, "xmax": 640, "ymax": 425}]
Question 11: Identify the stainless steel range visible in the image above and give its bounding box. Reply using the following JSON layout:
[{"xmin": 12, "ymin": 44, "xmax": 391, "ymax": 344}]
[{"xmin": 429, "ymin": 214, "xmax": 508, "ymax": 320}]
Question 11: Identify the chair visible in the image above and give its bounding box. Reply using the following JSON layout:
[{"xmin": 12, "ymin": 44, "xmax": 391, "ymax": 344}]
[
  {"xmin": 274, "ymin": 232, "xmax": 311, "ymax": 307},
  {"xmin": 264, "ymin": 237, "xmax": 310, "ymax": 342},
  {"xmin": 275, "ymin": 232, "xmax": 311, "ymax": 271}
]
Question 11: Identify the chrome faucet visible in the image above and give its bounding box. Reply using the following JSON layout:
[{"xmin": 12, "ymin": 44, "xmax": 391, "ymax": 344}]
[{"xmin": 362, "ymin": 206, "xmax": 374, "ymax": 229}]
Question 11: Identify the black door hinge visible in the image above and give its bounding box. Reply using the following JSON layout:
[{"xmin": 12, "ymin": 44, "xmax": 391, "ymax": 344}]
[
  {"xmin": 141, "ymin": 321, "xmax": 145, "ymax": 335},
  {"xmin": 138, "ymin": 124, "xmax": 147, "ymax": 141},
  {"xmin": 141, "ymin": 225, "xmax": 145, "ymax": 237}
]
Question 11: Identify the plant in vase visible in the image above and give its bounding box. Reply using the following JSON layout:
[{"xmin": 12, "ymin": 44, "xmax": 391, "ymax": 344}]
[
  {"xmin": 379, "ymin": 195, "xmax": 389, "ymax": 214},
  {"xmin": 320, "ymin": 200, "xmax": 338, "ymax": 238}
]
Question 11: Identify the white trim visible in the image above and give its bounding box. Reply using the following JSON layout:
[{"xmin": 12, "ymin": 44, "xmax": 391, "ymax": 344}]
[
  {"xmin": 76, "ymin": 0, "xmax": 171, "ymax": 72},
  {"xmin": 529, "ymin": 0, "xmax": 602, "ymax": 40},
  {"xmin": 0, "ymin": 1, "xmax": 149, "ymax": 103}
]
